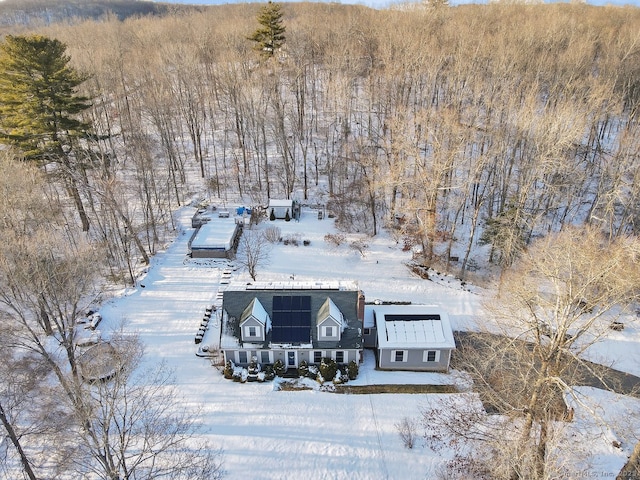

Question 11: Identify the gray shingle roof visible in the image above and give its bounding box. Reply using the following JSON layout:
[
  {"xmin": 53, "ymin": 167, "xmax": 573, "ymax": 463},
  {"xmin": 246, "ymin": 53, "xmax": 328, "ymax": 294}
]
[{"xmin": 223, "ymin": 287, "xmax": 363, "ymax": 349}]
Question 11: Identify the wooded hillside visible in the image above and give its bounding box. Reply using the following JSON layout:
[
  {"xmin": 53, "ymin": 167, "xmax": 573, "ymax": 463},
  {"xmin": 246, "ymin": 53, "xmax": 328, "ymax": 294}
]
[
  {"xmin": 0, "ymin": 0, "xmax": 194, "ymax": 30},
  {"xmin": 2, "ymin": 4, "xmax": 640, "ymax": 478},
  {"xmin": 4, "ymin": 2, "xmax": 640, "ymax": 282}
]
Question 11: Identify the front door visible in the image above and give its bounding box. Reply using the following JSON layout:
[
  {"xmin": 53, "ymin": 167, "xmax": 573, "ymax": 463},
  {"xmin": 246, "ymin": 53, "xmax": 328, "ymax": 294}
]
[{"xmin": 287, "ymin": 351, "xmax": 297, "ymax": 370}]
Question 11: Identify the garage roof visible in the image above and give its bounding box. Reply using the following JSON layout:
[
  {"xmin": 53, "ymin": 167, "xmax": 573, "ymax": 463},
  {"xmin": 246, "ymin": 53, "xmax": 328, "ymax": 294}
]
[{"xmin": 373, "ymin": 305, "xmax": 456, "ymax": 350}]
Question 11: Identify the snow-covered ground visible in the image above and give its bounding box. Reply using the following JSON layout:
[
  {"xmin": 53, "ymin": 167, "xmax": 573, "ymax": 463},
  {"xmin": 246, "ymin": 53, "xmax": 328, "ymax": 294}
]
[{"xmin": 94, "ymin": 206, "xmax": 640, "ymax": 479}]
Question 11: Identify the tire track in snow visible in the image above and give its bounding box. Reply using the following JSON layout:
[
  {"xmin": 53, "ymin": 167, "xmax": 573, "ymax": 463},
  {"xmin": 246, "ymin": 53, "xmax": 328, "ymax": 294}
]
[{"xmin": 366, "ymin": 364, "xmax": 389, "ymax": 479}]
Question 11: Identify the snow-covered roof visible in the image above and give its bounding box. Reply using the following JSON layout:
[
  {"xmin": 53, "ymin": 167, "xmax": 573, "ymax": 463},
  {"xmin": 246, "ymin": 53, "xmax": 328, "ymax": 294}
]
[
  {"xmin": 240, "ymin": 298, "xmax": 270, "ymax": 327},
  {"xmin": 317, "ymin": 297, "xmax": 344, "ymax": 328},
  {"xmin": 268, "ymin": 199, "xmax": 293, "ymax": 208},
  {"xmin": 363, "ymin": 306, "xmax": 375, "ymax": 329},
  {"xmin": 372, "ymin": 305, "xmax": 456, "ymax": 350},
  {"xmin": 190, "ymin": 217, "xmax": 238, "ymax": 250}
]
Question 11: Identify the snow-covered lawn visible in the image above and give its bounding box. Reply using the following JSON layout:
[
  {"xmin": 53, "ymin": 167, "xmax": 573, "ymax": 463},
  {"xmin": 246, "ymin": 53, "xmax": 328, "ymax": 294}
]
[{"xmin": 95, "ymin": 206, "xmax": 640, "ymax": 479}]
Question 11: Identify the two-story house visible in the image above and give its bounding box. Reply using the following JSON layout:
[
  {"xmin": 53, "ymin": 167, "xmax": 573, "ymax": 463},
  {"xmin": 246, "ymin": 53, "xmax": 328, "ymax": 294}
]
[{"xmin": 220, "ymin": 282, "xmax": 365, "ymax": 370}]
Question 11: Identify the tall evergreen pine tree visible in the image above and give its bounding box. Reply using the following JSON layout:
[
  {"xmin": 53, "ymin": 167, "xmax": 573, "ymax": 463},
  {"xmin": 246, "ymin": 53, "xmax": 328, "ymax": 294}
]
[
  {"xmin": 0, "ymin": 35, "xmax": 91, "ymax": 160},
  {"xmin": 0, "ymin": 35, "xmax": 92, "ymax": 230},
  {"xmin": 248, "ymin": 1, "xmax": 286, "ymax": 59}
]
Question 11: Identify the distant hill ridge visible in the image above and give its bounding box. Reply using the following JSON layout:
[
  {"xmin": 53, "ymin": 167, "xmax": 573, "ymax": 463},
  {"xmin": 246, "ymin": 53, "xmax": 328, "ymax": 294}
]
[{"xmin": 0, "ymin": 0, "xmax": 200, "ymax": 27}]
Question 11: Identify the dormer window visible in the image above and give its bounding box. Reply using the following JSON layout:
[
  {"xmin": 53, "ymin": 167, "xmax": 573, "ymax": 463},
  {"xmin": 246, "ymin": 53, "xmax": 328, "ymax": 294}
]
[
  {"xmin": 239, "ymin": 298, "xmax": 270, "ymax": 343},
  {"xmin": 317, "ymin": 297, "xmax": 344, "ymax": 342}
]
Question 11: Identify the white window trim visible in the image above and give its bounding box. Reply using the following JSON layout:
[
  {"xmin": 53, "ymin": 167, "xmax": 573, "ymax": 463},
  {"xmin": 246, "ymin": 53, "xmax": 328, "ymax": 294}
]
[
  {"xmin": 244, "ymin": 325, "xmax": 260, "ymax": 339},
  {"xmin": 318, "ymin": 321, "xmax": 342, "ymax": 341},
  {"xmin": 391, "ymin": 350, "xmax": 408, "ymax": 363},
  {"xmin": 423, "ymin": 350, "xmax": 440, "ymax": 363}
]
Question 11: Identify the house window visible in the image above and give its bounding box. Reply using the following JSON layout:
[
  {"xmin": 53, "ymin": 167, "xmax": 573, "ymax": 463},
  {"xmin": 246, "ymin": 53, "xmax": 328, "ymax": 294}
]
[
  {"xmin": 363, "ymin": 328, "xmax": 371, "ymax": 335},
  {"xmin": 335, "ymin": 351, "xmax": 344, "ymax": 363},
  {"xmin": 260, "ymin": 351, "xmax": 271, "ymax": 364},
  {"xmin": 423, "ymin": 350, "xmax": 440, "ymax": 363},
  {"xmin": 314, "ymin": 351, "xmax": 323, "ymax": 363},
  {"xmin": 244, "ymin": 325, "xmax": 260, "ymax": 339},
  {"xmin": 392, "ymin": 350, "xmax": 407, "ymax": 363},
  {"xmin": 238, "ymin": 351, "xmax": 248, "ymax": 364},
  {"xmin": 324, "ymin": 326, "xmax": 334, "ymax": 337}
]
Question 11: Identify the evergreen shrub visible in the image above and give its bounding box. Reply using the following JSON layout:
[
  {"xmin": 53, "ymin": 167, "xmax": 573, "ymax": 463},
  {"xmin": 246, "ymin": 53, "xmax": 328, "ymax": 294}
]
[
  {"xmin": 263, "ymin": 364, "xmax": 275, "ymax": 381},
  {"xmin": 298, "ymin": 359, "xmax": 309, "ymax": 378},
  {"xmin": 319, "ymin": 358, "xmax": 338, "ymax": 382},
  {"xmin": 273, "ymin": 359, "xmax": 286, "ymax": 377},
  {"xmin": 223, "ymin": 360, "xmax": 234, "ymax": 379},
  {"xmin": 347, "ymin": 360, "xmax": 359, "ymax": 380}
]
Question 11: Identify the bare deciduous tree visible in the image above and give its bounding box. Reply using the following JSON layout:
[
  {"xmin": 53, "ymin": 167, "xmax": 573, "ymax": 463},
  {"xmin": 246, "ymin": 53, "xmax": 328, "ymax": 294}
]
[
  {"xmin": 43, "ymin": 3, "xmax": 640, "ymax": 280},
  {"xmin": 423, "ymin": 226, "xmax": 640, "ymax": 479},
  {"xmin": 237, "ymin": 229, "xmax": 271, "ymax": 281},
  {"xmin": 395, "ymin": 416, "xmax": 418, "ymax": 449},
  {"xmin": 0, "ymin": 152, "xmax": 224, "ymax": 479},
  {"xmin": 0, "ymin": 338, "xmax": 46, "ymax": 480},
  {"xmin": 73, "ymin": 335, "xmax": 224, "ymax": 480},
  {"xmin": 263, "ymin": 225, "xmax": 281, "ymax": 243}
]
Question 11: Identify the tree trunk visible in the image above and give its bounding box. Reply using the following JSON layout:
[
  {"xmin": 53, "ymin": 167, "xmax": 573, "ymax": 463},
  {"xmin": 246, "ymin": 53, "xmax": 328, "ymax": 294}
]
[
  {"xmin": 618, "ymin": 441, "xmax": 640, "ymax": 480},
  {"xmin": 511, "ymin": 370, "xmax": 548, "ymax": 480},
  {"xmin": 108, "ymin": 193, "xmax": 151, "ymax": 265},
  {"xmin": 37, "ymin": 297, "xmax": 52, "ymax": 335},
  {"xmin": 535, "ymin": 420, "xmax": 548, "ymax": 479},
  {"xmin": 67, "ymin": 175, "xmax": 90, "ymax": 232},
  {"xmin": 0, "ymin": 402, "xmax": 39, "ymax": 480}
]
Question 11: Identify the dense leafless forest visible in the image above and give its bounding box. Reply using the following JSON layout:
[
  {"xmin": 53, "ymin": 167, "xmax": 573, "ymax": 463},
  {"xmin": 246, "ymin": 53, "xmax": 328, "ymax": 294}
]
[
  {"xmin": 2, "ymin": 3, "xmax": 640, "ymax": 478},
  {"xmin": 7, "ymin": 1, "xmax": 640, "ymax": 284},
  {"xmin": 0, "ymin": 0, "xmax": 190, "ymax": 28}
]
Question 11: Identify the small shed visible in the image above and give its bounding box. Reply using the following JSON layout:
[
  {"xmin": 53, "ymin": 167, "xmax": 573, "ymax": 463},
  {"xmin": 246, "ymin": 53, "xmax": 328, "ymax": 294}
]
[
  {"xmin": 189, "ymin": 217, "xmax": 242, "ymax": 259},
  {"xmin": 268, "ymin": 199, "xmax": 297, "ymax": 220},
  {"xmin": 371, "ymin": 305, "xmax": 456, "ymax": 372}
]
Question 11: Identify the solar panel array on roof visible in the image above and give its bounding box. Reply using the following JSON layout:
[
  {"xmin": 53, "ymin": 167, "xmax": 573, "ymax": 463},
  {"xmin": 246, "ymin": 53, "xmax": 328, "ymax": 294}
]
[{"xmin": 271, "ymin": 295, "xmax": 312, "ymax": 343}]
